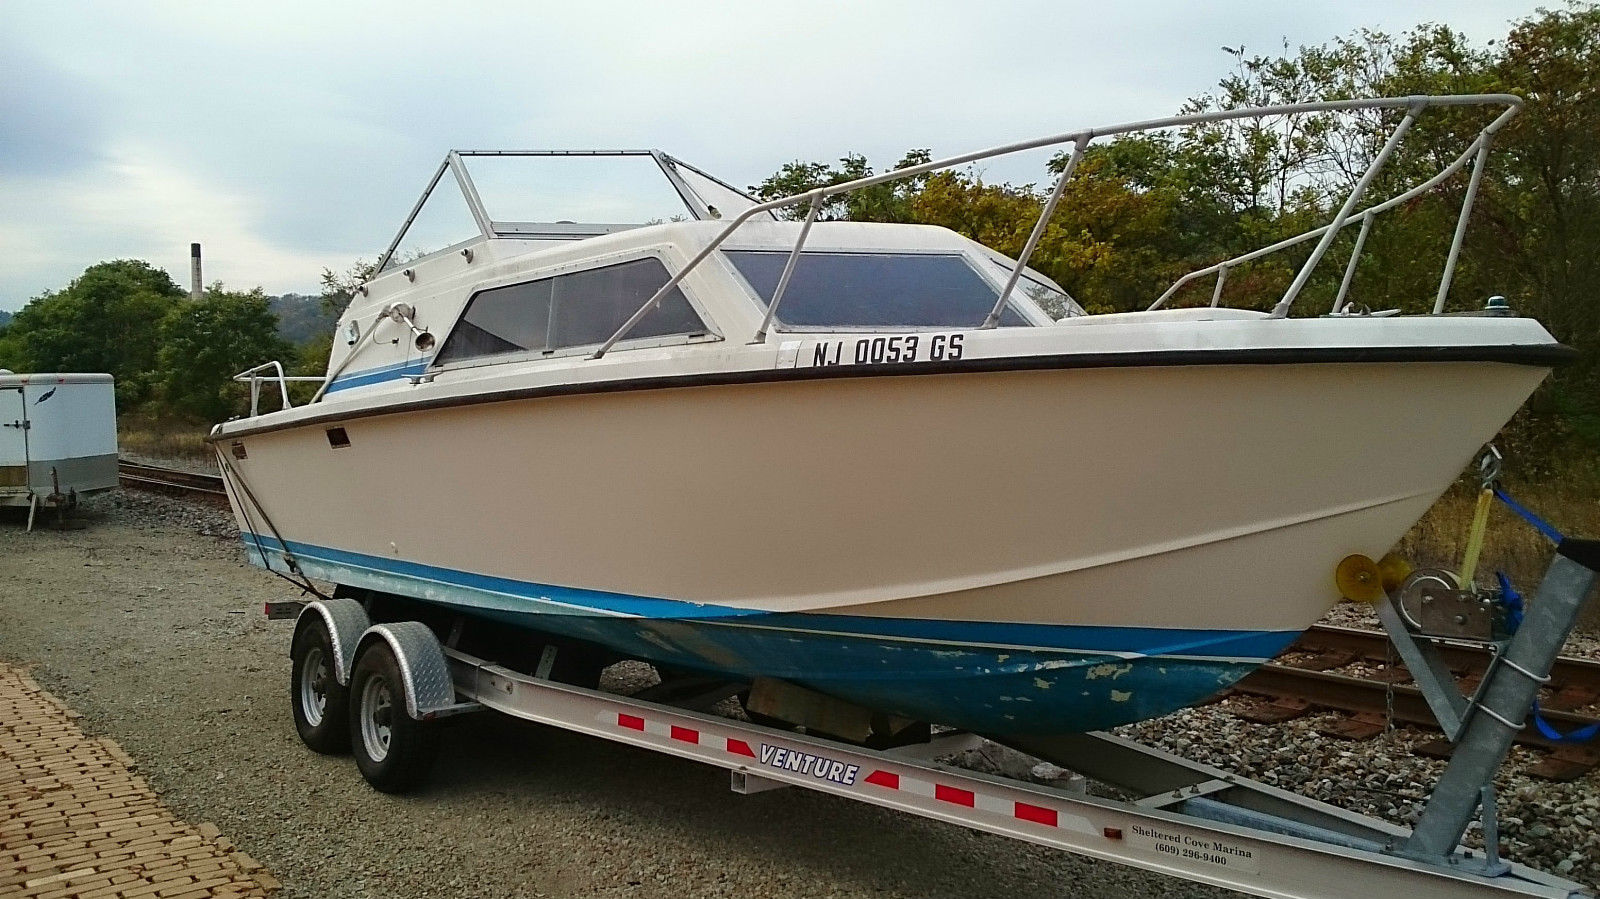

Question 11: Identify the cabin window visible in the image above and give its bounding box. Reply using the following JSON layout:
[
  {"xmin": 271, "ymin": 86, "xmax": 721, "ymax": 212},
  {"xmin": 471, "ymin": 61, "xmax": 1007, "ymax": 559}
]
[
  {"xmin": 435, "ymin": 257, "xmax": 706, "ymax": 364},
  {"xmin": 723, "ymin": 250, "xmax": 1034, "ymax": 329}
]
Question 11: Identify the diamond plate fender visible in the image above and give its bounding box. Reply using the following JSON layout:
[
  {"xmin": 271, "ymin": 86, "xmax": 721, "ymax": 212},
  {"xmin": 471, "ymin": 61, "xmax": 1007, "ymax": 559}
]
[
  {"xmin": 355, "ymin": 621, "xmax": 456, "ymax": 720},
  {"xmin": 293, "ymin": 599, "xmax": 371, "ymax": 687}
]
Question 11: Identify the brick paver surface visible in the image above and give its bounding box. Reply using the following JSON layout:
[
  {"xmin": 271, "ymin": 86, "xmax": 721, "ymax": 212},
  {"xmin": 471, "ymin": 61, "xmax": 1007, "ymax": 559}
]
[{"xmin": 1, "ymin": 664, "xmax": 278, "ymax": 898}]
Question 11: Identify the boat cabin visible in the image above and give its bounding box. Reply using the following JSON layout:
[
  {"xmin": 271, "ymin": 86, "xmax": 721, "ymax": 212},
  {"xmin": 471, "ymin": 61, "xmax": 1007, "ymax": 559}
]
[{"xmin": 317, "ymin": 150, "xmax": 1079, "ymax": 399}]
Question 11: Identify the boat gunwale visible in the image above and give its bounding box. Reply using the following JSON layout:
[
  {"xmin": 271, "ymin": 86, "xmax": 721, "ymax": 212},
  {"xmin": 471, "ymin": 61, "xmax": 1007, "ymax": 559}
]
[{"xmin": 208, "ymin": 340, "xmax": 1576, "ymax": 443}]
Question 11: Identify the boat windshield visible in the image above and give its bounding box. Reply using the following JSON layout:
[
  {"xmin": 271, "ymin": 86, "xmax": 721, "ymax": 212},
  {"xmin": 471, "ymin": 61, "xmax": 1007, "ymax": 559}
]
[
  {"xmin": 978, "ymin": 256, "xmax": 1086, "ymax": 319},
  {"xmin": 723, "ymin": 250, "xmax": 1038, "ymax": 329},
  {"xmin": 461, "ymin": 154, "xmax": 695, "ymax": 226},
  {"xmin": 378, "ymin": 150, "xmax": 774, "ymax": 272}
]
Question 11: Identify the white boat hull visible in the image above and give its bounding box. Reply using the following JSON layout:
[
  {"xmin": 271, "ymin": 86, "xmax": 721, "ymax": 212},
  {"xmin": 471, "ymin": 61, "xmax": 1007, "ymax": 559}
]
[{"xmin": 220, "ymin": 357, "xmax": 1547, "ymax": 733}]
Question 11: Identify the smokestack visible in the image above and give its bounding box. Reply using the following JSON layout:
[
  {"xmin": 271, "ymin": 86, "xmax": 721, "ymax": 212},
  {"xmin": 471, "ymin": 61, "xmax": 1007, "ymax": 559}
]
[{"xmin": 190, "ymin": 243, "xmax": 203, "ymax": 300}]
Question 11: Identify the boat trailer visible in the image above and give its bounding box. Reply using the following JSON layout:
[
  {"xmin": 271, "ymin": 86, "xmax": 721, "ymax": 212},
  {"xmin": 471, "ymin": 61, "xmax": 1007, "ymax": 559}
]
[{"xmin": 278, "ymin": 537, "xmax": 1600, "ymax": 899}]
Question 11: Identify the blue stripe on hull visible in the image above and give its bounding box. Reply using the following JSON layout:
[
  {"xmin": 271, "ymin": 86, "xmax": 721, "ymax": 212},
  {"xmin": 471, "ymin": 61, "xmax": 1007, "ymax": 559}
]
[
  {"xmin": 243, "ymin": 534, "xmax": 1296, "ymax": 733},
  {"xmin": 325, "ymin": 359, "xmax": 429, "ymax": 393}
]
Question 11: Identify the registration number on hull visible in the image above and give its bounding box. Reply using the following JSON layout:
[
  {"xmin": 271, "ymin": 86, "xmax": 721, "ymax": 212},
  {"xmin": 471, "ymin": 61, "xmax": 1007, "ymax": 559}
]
[{"xmin": 805, "ymin": 333, "xmax": 964, "ymax": 368}]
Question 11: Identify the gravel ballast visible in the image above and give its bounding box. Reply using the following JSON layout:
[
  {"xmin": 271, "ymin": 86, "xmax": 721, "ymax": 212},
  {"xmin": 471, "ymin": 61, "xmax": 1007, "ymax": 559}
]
[{"xmin": 3, "ymin": 491, "xmax": 1595, "ymax": 896}]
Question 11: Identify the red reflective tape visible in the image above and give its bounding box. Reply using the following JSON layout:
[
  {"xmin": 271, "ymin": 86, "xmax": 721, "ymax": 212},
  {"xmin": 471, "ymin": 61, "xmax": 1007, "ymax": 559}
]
[
  {"xmin": 727, "ymin": 739, "xmax": 756, "ymax": 758},
  {"xmin": 618, "ymin": 714, "xmax": 645, "ymax": 731},
  {"xmin": 670, "ymin": 725, "xmax": 699, "ymax": 744},
  {"xmin": 864, "ymin": 770, "xmax": 899, "ymax": 789},
  {"xmin": 934, "ymin": 784, "xmax": 975, "ymax": 807},
  {"xmin": 1014, "ymin": 802, "xmax": 1058, "ymax": 826}
]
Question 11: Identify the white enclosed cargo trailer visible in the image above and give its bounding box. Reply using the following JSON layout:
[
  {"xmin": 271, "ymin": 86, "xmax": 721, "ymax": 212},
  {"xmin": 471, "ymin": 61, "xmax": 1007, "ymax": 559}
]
[{"xmin": 0, "ymin": 373, "xmax": 119, "ymax": 518}]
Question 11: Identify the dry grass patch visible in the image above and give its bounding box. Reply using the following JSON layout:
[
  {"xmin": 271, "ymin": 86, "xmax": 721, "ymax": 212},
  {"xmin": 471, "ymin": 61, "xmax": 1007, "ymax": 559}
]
[
  {"xmin": 1399, "ymin": 450, "xmax": 1600, "ymax": 631},
  {"xmin": 117, "ymin": 413, "xmax": 212, "ymax": 464}
]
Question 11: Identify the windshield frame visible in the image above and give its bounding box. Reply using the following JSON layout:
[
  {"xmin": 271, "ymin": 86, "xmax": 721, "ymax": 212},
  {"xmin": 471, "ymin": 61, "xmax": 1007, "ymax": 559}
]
[{"xmin": 377, "ymin": 150, "xmax": 775, "ymax": 273}]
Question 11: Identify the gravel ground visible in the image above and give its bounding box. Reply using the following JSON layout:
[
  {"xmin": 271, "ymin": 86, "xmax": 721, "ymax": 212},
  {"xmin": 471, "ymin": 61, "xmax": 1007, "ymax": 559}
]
[
  {"xmin": 3, "ymin": 491, "xmax": 1596, "ymax": 897},
  {"xmin": 1119, "ymin": 702, "xmax": 1600, "ymax": 888},
  {"xmin": 1, "ymin": 492, "xmax": 1237, "ymax": 899}
]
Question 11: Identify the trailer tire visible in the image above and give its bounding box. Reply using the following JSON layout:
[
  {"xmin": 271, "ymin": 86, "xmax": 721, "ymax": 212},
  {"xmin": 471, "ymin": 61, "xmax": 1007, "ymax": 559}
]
[
  {"xmin": 350, "ymin": 639, "xmax": 439, "ymax": 793},
  {"xmin": 290, "ymin": 619, "xmax": 350, "ymax": 754}
]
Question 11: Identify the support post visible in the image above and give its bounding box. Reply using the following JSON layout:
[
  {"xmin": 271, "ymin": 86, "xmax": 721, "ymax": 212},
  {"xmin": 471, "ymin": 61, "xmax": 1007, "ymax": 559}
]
[
  {"xmin": 1273, "ymin": 105, "xmax": 1421, "ymax": 318},
  {"xmin": 1374, "ymin": 596, "xmax": 1469, "ymax": 737},
  {"xmin": 981, "ymin": 135, "xmax": 1089, "ymax": 329},
  {"xmin": 1332, "ymin": 212, "xmax": 1375, "ymax": 314},
  {"xmin": 1434, "ymin": 136, "xmax": 1493, "ymax": 314},
  {"xmin": 752, "ymin": 193, "xmax": 822, "ymax": 343},
  {"xmin": 1399, "ymin": 541, "xmax": 1599, "ymax": 861}
]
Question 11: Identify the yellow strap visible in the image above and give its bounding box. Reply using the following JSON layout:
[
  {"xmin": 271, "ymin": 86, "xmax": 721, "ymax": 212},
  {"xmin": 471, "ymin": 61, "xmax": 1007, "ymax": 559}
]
[{"xmin": 1459, "ymin": 486, "xmax": 1493, "ymax": 586}]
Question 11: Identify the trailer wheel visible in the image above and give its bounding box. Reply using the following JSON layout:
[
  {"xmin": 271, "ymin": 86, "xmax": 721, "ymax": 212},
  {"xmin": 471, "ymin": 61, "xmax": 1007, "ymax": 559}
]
[
  {"xmin": 290, "ymin": 619, "xmax": 350, "ymax": 754},
  {"xmin": 350, "ymin": 639, "xmax": 440, "ymax": 793}
]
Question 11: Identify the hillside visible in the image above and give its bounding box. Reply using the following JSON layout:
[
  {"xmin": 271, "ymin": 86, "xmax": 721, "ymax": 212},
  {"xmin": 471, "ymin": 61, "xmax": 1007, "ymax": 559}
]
[{"xmin": 268, "ymin": 293, "xmax": 338, "ymax": 345}]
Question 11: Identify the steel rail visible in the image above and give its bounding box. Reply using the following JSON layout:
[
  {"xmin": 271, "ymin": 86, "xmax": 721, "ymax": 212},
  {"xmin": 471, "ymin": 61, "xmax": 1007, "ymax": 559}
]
[
  {"xmin": 1235, "ymin": 625, "xmax": 1600, "ymax": 754},
  {"xmin": 1290, "ymin": 624, "xmax": 1600, "ymax": 696},
  {"xmin": 117, "ymin": 461, "xmax": 227, "ymax": 498},
  {"xmin": 1235, "ymin": 664, "xmax": 1600, "ymax": 754}
]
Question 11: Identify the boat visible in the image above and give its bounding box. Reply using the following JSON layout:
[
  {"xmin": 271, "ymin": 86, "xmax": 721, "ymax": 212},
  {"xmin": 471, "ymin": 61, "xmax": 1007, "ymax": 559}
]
[{"xmin": 213, "ymin": 95, "xmax": 1573, "ymax": 738}]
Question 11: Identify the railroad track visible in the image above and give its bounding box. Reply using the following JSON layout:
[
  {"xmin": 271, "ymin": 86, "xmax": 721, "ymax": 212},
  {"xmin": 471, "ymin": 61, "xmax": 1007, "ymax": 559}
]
[
  {"xmin": 1235, "ymin": 624, "xmax": 1600, "ymax": 777},
  {"xmin": 117, "ymin": 460, "xmax": 228, "ymax": 499}
]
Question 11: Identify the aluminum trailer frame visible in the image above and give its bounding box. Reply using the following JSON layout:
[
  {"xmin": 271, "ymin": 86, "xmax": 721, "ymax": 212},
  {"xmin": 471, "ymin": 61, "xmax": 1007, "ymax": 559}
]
[
  {"xmin": 286, "ymin": 536, "xmax": 1598, "ymax": 899},
  {"xmin": 430, "ymin": 646, "xmax": 1584, "ymax": 899},
  {"xmin": 288, "ymin": 531, "xmax": 1600, "ymax": 895}
]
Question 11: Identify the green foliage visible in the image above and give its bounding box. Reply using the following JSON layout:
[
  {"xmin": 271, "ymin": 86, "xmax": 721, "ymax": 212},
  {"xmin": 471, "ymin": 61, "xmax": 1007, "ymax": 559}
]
[
  {"xmin": 156, "ymin": 286, "xmax": 292, "ymax": 422},
  {"xmin": 319, "ymin": 258, "xmax": 379, "ymax": 317},
  {"xmin": 0, "ymin": 260, "xmax": 184, "ymax": 405},
  {"xmin": 0, "ymin": 259, "xmax": 339, "ymax": 424},
  {"xmin": 270, "ymin": 293, "xmax": 340, "ymax": 345},
  {"xmin": 1491, "ymin": 6, "xmax": 1600, "ymax": 381},
  {"xmin": 750, "ymin": 151, "xmax": 933, "ymax": 222},
  {"xmin": 749, "ymin": 7, "xmax": 1600, "ymax": 389}
]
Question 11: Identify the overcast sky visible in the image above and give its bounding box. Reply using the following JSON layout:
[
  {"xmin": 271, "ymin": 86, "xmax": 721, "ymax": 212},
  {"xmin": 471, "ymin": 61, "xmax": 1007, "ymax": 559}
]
[{"xmin": 0, "ymin": 0, "xmax": 1548, "ymax": 311}]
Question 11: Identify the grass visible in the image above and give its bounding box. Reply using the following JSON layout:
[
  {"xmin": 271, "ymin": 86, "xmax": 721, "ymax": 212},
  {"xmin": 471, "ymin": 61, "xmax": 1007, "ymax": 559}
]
[
  {"xmin": 1397, "ymin": 440, "xmax": 1600, "ymax": 631},
  {"xmin": 117, "ymin": 412, "xmax": 213, "ymax": 464}
]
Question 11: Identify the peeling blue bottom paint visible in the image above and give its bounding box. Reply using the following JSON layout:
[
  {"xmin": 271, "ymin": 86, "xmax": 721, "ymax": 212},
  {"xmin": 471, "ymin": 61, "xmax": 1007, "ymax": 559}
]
[{"xmin": 245, "ymin": 534, "xmax": 1297, "ymax": 734}]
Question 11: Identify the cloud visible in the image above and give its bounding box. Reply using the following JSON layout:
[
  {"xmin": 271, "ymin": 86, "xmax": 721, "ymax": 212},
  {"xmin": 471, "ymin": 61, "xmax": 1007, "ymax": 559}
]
[
  {"xmin": 0, "ymin": 41, "xmax": 108, "ymax": 178},
  {"xmin": 0, "ymin": 144, "xmax": 353, "ymax": 305}
]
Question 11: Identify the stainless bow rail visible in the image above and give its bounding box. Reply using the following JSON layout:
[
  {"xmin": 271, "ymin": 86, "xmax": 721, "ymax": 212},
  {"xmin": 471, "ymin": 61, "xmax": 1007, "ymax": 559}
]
[
  {"xmin": 590, "ymin": 93, "xmax": 1522, "ymax": 358},
  {"xmin": 230, "ymin": 94, "xmax": 1524, "ymax": 408},
  {"xmin": 234, "ymin": 361, "xmax": 326, "ymax": 417}
]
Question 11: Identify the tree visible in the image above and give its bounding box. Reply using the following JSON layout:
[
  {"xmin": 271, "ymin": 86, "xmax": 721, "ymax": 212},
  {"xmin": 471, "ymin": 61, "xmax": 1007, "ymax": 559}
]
[
  {"xmin": 0, "ymin": 260, "xmax": 184, "ymax": 405},
  {"xmin": 750, "ymin": 151, "xmax": 933, "ymax": 221},
  {"xmin": 319, "ymin": 258, "xmax": 378, "ymax": 317},
  {"xmin": 1490, "ymin": 6, "xmax": 1600, "ymax": 376},
  {"xmin": 156, "ymin": 286, "xmax": 292, "ymax": 422}
]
